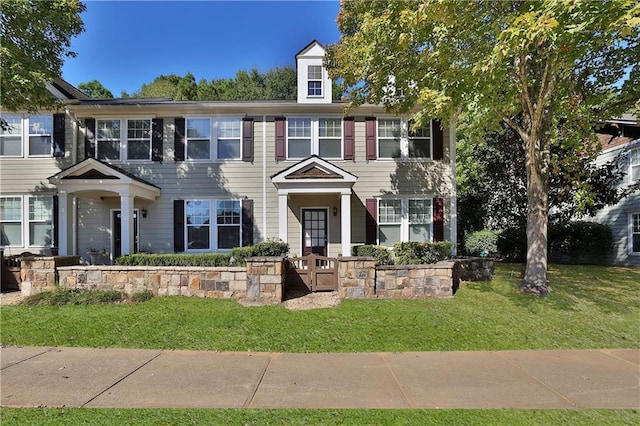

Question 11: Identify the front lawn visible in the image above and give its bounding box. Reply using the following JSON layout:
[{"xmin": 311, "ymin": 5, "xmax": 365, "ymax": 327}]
[{"xmin": 1, "ymin": 264, "xmax": 638, "ymax": 352}]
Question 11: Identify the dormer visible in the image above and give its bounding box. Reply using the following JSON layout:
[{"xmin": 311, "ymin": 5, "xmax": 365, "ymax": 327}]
[{"xmin": 296, "ymin": 40, "xmax": 332, "ymax": 104}]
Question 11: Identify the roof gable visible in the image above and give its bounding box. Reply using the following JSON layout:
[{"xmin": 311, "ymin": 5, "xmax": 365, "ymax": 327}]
[{"xmin": 271, "ymin": 155, "xmax": 357, "ymax": 184}]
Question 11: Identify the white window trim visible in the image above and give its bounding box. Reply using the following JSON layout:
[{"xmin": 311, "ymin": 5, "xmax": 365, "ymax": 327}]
[
  {"xmin": 95, "ymin": 117, "xmax": 154, "ymax": 162},
  {"xmin": 184, "ymin": 116, "xmax": 243, "ymax": 162},
  {"xmin": 0, "ymin": 114, "xmax": 56, "ymax": 158},
  {"xmin": 376, "ymin": 117, "xmax": 433, "ymax": 161},
  {"xmin": 629, "ymin": 147, "xmax": 640, "ymax": 185},
  {"xmin": 27, "ymin": 115, "xmax": 54, "ymax": 158},
  {"xmin": 184, "ymin": 198, "xmax": 243, "ymax": 252},
  {"xmin": 307, "ymin": 65, "xmax": 323, "ymax": 98},
  {"xmin": 0, "ymin": 195, "xmax": 54, "ymax": 248},
  {"xmin": 285, "ymin": 116, "xmax": 343, "ymax": 160},
  {"xmin": 629, "ymin": 212, "xmax": 640, "ymax": 256},
  {"xmin": 376, "ymin": 197, "xmax": 434, "ymax": 246}
]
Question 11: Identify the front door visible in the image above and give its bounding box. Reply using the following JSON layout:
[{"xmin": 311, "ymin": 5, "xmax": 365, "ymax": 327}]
[
  {"xmin": 113, "ymin": 210, "xmax": 138, "ymax": 259},
  {"xmin": 302, "ymin": 208, "xmax": 327, "ymax": 256}
]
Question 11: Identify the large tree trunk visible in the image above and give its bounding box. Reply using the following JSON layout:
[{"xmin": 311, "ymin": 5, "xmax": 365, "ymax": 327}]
[{"xmin": 522, "ymin": 136, "xmax": 550, "ymax": 295}]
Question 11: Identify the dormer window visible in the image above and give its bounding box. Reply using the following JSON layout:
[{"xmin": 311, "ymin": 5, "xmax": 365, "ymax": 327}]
[{"xmin": 307, "ymin": 65, "xmax": 323, "ymax": 97}]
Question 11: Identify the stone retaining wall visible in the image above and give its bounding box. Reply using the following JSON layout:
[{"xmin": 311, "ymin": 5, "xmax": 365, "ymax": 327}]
[{"xmin": 19, "ymin": 256, "xmax": 81, "ymax": 295}]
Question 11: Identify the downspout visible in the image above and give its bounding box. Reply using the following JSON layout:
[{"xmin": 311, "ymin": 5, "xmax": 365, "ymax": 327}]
[
  {"xmin": 262, "ymin": 115, "xmax": 267, "ymax": 238},
  {"xmin": 450, "ymin": 120, "xmax": 457, "ymax": 256}
]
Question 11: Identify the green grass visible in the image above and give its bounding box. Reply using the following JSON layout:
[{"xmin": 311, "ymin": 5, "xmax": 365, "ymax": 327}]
[
  {"xmin": 1, "ymin": 264, "xmax": 638, "ymax": 352},
  {"xmin": 1, "ymin": 408, "xmax": 638, "ymax": 425}
]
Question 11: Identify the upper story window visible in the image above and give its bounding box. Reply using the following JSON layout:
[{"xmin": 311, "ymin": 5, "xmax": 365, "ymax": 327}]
[
  {"xmin": 185, "ymin": 117, "xmax": 242, "ymax": 161},
  {"xmin": 378, "ymin": 119, "xmax": 432, "ymax": 160},
  {"xmin": 287, "ymin": 117, "xmax": 342, "ymax": 160},
  {"xmin": 630, "ymin": 148, "xmax": 640, "ymax": 182},
  {"xmin": 0, "ymin": 114, "xmax": 57, "ymax": 157},
  {"xmin": 307, "ymin": 65, "xmax": 323, "ymax": 97},
  {"xmin": 95, "ymin": 118, "xmax": 152, "ymax": 161},
  {"xmin": 96, "ymin": 119, "xmax": 121, "ymax": 161},
  {"xmin": 127, "ymin": 119, "xmax": 152, "ymax": 160}
]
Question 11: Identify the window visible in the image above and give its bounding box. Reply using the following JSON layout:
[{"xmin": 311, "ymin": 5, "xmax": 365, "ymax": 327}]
[
  {"xmin": 307, "ymin": 65, "xmax": 323, "ymax": 97},
  {"xmin": 28, "ymin": 196, "xmax": 53, "ymax": 246},
  {"xmin": 286, "ymin": 117, "xmax": 342, "ymax": 160},
  {"xmin": 0, "ymin": 195, "xmax": 54, "ymax": 247},
  {"xmin": 186, "ymin": 118, "xmax": 211, "ymax": 160},
  {"xmin": 630, "ymin": 148, "xmax": 640, "ymax": 182},
  {"xmin": 378, "ymin": 119, "xmax": 401, "ymax": 159},
  {"xmin": 0, "ymin": 197, "xmax": 22, "ymax": 246},
  {"xmin": 216, "ymin": 200, "xmax": 240, "ymax": 249},
  {"xmin": 288, "ymin": 118, "xmax": 312, "ymax": 158},
  {"xmin": 28, "ymin": 115, "xmax": 53, "ymax": 156},
  {"xmin": 126, "ymin": 119, "xmax": 151, "ymax": 160},
  {"xmin": 185, "ymin": 199, "xmax": 242, "ymax": 251},
  {"xmin": 0, "ymin": 115, "xmax": 22, "ymax": 156},
  {"xmin": 630, "ymin": 213, "xmax": 640, "ymax": 255},
  {"xmin": 408, "ymin": 121, "xmax": 431, "ymax": 158},
  {"xmin": 216, "ymin": 118, "xmax": 241, "ymax": 160},
  {"xmin": 186, "ymin": 200, "xmax": 210, "ymax": 250},
  {"xmin": 377, "ymin": 198, "xmax": 433, "ymax": 246},
  {"xmin": 96, "ymin": 119, "xmax": 121, "ymax": 160}
]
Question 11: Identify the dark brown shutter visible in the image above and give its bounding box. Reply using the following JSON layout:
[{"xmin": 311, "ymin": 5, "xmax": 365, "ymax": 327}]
[
  {"xmin": 275, "ymin": 117, "xmax": 286, "ymax": 161},
  {"xmin": 53, "ymin": 113, "xmax": 65, "ymax": 158},
  {"xmin": 242, "ymin": 118, "xmax": 254, "ymax": 162},
  {"xmin": 343, "ymin": 117, "xmax": 355, "ymax": 161},
  {"xmin": 242, "ymin": 199, "xmax": 254, "ymax": 247},
  {"xmin": 52, "ymin": 195, "xmax": 59, "ymax": 249},
  {"xmin": 84, "ymin": 118, "xmax": 96, "ymax": 159},
  {"xmin": 366, "ymin": 198, "xmax": 377, "ymax": 245},
  {"xmin": 152, "ymin": 118, "xmax": 163, "ymax": 162},
  {"xmin": 433, "ymin": 119, "xmax": 444, "ymax": 160},
  {"xmin": 174, "ymin": 199, "xmax": 185, "ymax": 252},
  {"xmin": 433, "ymin": 197, "xmax": 444, "ymax": 242},
  {"xmin": 365, "ymin": 117, "xmax": 377, "ymax": 161},
  {"xmin": 174, "ymin": 117, "xmax": 185, "ymax": 161}
]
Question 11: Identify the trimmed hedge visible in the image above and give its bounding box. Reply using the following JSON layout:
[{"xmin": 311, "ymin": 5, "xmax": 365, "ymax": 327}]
[
  {"xmin": 392, "ymin": 241, "xmax": 453, "ymax": 265},
  {"xmin": 116, "ymin": 253, "xmax": 231, "ymax": 267},
  {"xmin": 351, "ymin": 245, "xmax": 393, "ymax": 265},
  {"xmin": 231, "ymin": 239, "xmax": 289, "ymax": 266},
  {"xmin": 464, "ymin": 229, "xmax": 500, "ymax": 256}
]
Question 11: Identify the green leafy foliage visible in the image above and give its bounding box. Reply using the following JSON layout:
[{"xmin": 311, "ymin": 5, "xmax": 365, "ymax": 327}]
[
  {"xmin": 548, "ymin": 221, "xmax": 614, "ymax": 265},
  {"xmin": 1, "ymin": 0, "xmax": 85, "ymax": 112},
  {"xmin": 230, "ymin": 239, "xmax": 290, "ymax": 266},
  {"xmin": 115, "ymin": 253, "xmax": 231, "ymax": 267},
  {"xmin": 392, "ymin": 242, "xmax": 452, "ymax": 265},
  {"xmin": 21, "ymin": 288, "xmax": 124, "ymax": 306},
  {"xmin": 464, "ymin": 230, "xmax": 500, "ymax": 256},
  {"xmin": 77, "ymin": 79, "xmax": 113, "ymax": 98},
  {"xmin": 130, "ymin": 289, "xmax": 154, "ymax": 303},
  {"xmin": 351, "ymin": 245, "xmax": 393, "ymax": 265}
]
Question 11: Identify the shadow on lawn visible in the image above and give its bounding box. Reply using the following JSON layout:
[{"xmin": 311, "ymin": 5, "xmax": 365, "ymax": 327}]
[{"xmin": 487, "ymin": 263, "xmax": 640, "ymax": 314}]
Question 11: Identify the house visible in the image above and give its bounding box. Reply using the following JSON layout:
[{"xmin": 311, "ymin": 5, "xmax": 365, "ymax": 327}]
[
  {"xmin": 1, "ymin": 41, "xmax": 456, "ymax": 264},
  {"xmin": 589, "ymin": 114, "xmax": 640, "ymax": 266}
]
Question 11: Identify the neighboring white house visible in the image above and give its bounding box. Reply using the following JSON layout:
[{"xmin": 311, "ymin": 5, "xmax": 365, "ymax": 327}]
[
  {"xmin": 1, "ymin": 40, "xmax": 456, "ymax": 263},
  {"xmin": 589, "ymin": 114, "xmax": 640, "ymax": 266}
]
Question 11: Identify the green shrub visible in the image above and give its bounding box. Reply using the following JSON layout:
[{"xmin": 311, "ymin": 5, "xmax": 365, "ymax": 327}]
[
  {"xmin": 21, "ymin": 288, "xmax": 125, "ymax": 306},
  {"xmin": 464, "ymin": 229, "xmax": 500, "ymax": 256},
  {"xmin": 392, "ymin": 241, "xmax": 453, "ymax": 265},
  {"xmin": 496, "ymin": 227, "xmax": 526, "ymax": 262},
  {"xmin": 351, "ymin": 245, "xmax": 393, "ymax": 265},
  {"xmin": 116, "ymin": 253, "xmax": 230, "ymax": 267},
  {"xmin": 130, "ymin": 289, "xmax": 154, "ymax": 303},
  {"xmin": 549, "ymin": 221, "xmax": 613, "ymax": 265},
  {"xmin": 230, "ymin": 239, "xmax": 290, "ymax": 266}
]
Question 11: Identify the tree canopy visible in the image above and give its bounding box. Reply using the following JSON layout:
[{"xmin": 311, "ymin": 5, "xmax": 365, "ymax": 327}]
[
  {"xmin": 77, "ymin": 79, "xmax": 113, "ymax": 98},
  {"xmin": 326, "ymin": 0, "xmax": 640, "ymax": 295},
  {"xmin": 0, "ymin": 0, "xmax": 85, "ymax": 111}
]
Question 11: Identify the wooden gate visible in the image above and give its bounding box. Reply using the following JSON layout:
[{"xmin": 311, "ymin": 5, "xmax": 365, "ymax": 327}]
[{"xmin": 286, "ymin": 254, "xmax": 338, "ymax": 292}]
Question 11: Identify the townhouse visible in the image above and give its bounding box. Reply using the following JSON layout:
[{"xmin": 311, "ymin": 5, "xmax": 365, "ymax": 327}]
[{"xmin": 1, "ymin": 41, "xmax": 456, "ymax": 263}]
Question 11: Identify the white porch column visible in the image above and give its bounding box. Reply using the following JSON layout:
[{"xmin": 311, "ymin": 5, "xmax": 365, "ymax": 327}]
[
  {"xmin": 340, "ymin": 192, "xmax": 351, "ymax": 256},
  {"xmin": 278, "ymin": 193, "xmax": 288, "ymax": 243},
  {"xmin": 57, "ymin": 192, "xmax": 69, "ymax": 255},
  {"xmin": 120, "ymin": 193, "xmax": 135, "ymax": 256}
]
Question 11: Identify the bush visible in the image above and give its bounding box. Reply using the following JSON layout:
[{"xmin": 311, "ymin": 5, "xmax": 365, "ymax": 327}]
[
  {"xmin": 549, "ymin": 221, "xmax": 613, "ymax": 265},
  {"xmin": 351, "ymin": 245, "xmax": 393, "ymax": 265},
  {"xmin": 116, "ymin": 253, "xmax": 230, "ymax": 267},
  {"xmin": 230, "ymin": 239, "xmax": 290, "ymax": 266},
  {"xmin": 464, "ymin": 229, "xmax": 500, "ymax": 256},
  {"xmin": 130, "ymin": 289, "xmax": 154, "ymax": 303},
  {"xmin": 22, "ymin": 288, "xmax": 125, "ymax": 306},
  {"xmin": 392, "ymin": 241, "xmax": 453, "ymax": 265},
  {"xmin": 496, "ymin": 227, "xmax": 527, "ymax": 262}
]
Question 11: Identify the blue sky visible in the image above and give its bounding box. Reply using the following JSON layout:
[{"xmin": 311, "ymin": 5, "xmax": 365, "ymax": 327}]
[{"xmin": 61, "ymin": 0, "xmax": 341, "ymax": 96}]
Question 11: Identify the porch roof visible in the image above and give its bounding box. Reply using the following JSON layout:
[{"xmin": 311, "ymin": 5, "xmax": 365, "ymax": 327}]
[{"xmin": 271, "ymin": 156, "xmax": 357, "ymax": 194}]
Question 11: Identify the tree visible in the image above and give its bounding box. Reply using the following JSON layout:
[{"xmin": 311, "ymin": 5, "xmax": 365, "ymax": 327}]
[
  {"xmin": 1, "ymin": 0, "xmax": 85, "ymax": 112},
  {"xmin": 77, "ymin": 79, "xmax": 113, "ymax": 98},
  {"xmin": 175, "ymin": 72, "xmax": 198, "ymax": 101},
  {"xmin": 326, "ymin": 0, "xmax": 639, "ymax": 295}
]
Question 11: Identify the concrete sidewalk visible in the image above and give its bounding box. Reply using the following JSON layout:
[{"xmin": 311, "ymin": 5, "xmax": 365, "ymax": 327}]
[{"xmin": 1, "ymin": 346, "xmax": 638, "ymax": 409}]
